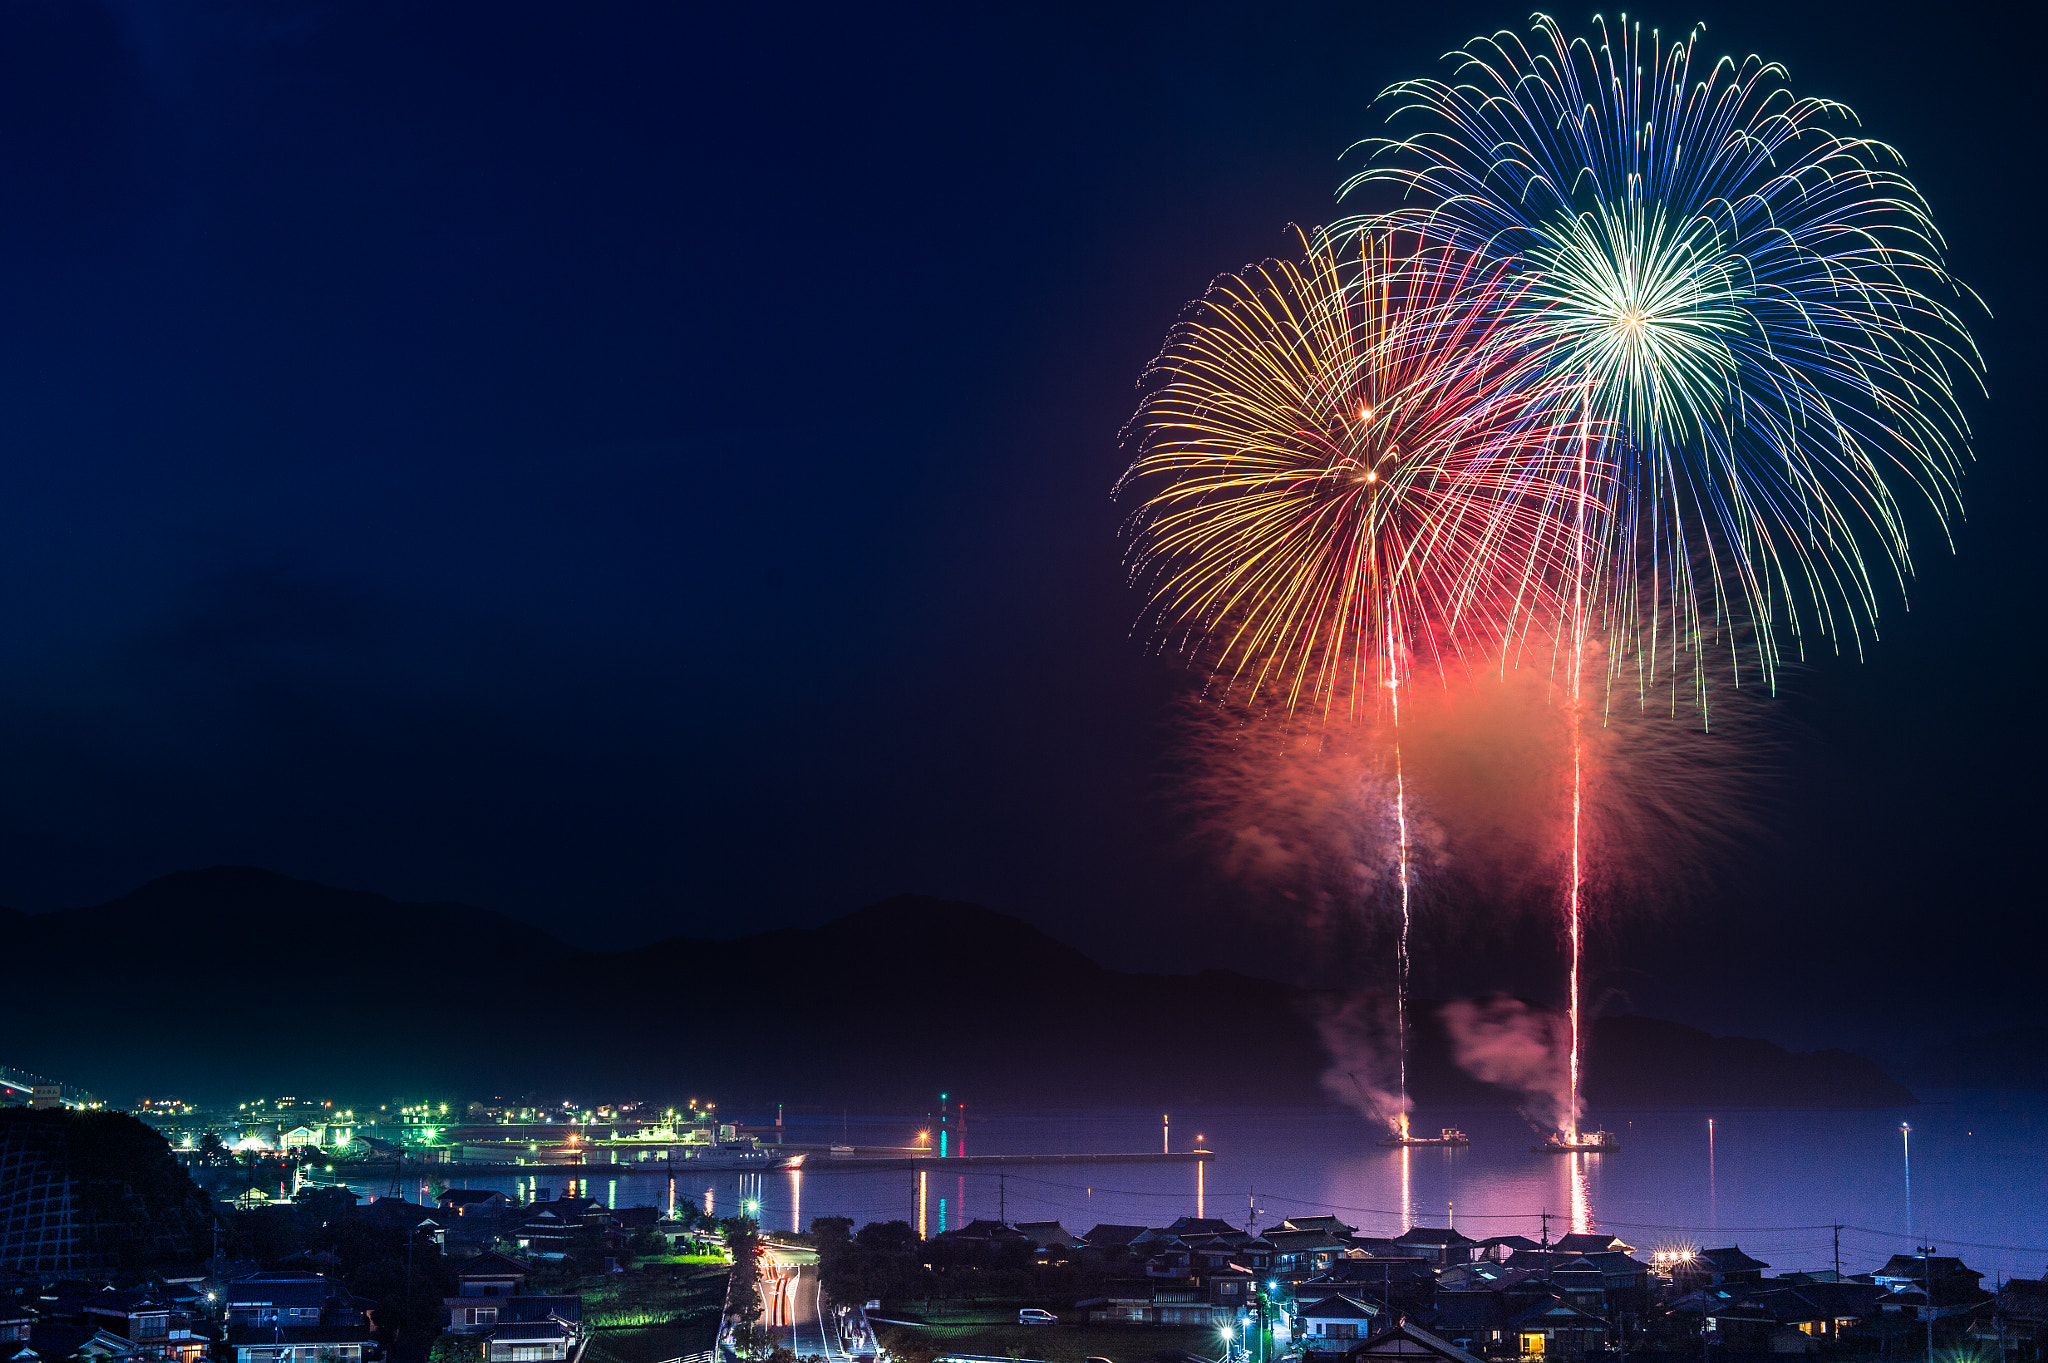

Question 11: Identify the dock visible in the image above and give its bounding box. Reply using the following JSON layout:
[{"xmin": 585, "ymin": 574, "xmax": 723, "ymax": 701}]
[{"xmin": 797, "ymin": 1149, "xmax": 1212, "ymax": 1173}]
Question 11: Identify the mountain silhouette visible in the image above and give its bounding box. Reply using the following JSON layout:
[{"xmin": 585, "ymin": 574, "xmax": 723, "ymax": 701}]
[{"xmin": 5, "ymin": 867, "xmax": 1914, "ymax": 1111}]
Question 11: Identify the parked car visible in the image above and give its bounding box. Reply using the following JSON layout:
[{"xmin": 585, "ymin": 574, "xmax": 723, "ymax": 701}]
[{"xmin": 1018, "ymin": 1309, "xmax": 1058, "ymax": 1326}]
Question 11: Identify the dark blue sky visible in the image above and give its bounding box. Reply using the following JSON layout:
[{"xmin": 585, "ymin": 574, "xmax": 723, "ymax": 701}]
[{"xmin": 0, "ymin": 0, "xmax": 2035, "ymax": 1051}]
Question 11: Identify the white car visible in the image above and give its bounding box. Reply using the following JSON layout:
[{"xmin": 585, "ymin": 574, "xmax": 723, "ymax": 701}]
[{"xmin": 1017, "ymin": 1309, "xmax": 1058, "ymax": 1326}]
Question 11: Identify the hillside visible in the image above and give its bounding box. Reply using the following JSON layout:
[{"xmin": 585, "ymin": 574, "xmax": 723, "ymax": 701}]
[{"xmin": 5, "ymin": 868, "xmax": 1915, "ymax": 1111}]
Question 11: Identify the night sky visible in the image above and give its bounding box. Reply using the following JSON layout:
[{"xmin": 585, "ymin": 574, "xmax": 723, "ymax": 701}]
[{"xmin": 0, "ymin": 1, "xmax": 2036, "ymax": 1055}]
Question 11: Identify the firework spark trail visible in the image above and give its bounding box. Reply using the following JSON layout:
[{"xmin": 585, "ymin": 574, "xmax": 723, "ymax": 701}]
[{"xmin": 1387, "ymin": 604, "xmax": 1411, "ymax": 1136}]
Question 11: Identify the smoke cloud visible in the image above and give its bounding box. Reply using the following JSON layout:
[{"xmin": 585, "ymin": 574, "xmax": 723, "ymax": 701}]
[
  {"xmin": 1172, "ymin": 655, "xmax": 1781, "ymax": 963},
  {"xmin": 1313, "ymin": 991, "xmax": 1411, "ymax": 1133},
  {"xmin": 1440, "ymin": 995, "xmax": 1576, "ymax": 1133}
]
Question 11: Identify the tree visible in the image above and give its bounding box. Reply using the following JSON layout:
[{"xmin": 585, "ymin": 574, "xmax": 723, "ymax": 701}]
[
  {"xmin": 427, "ymin": 1337, "xmax": 484, "ymax": 1363},
  {"xmin": 725, "ymin": 1220, "xmax": 763, "ymax": 1326},
  {"xmin": 854, "ymin": 1222, "xmax": 917, "ymax": 1255}
]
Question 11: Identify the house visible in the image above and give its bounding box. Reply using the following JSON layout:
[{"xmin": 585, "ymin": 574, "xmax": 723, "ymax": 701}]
[
  {"xmin": 1551, "ymin": 1234, "xmax": 1635, "ymax": 1256},
  {"xmin": 1428, "ymin": 1290, "xmax": 1510, "ymax": 1351},
  {"xmin": 1393, "ymin": 1228, "xmax": 1478, "ymax": 1268},
  {"xmin": 1876, "ymin": 1277, "xmax": 1994, "ymax": 1321},
  {"xmin": 222, "ymin": 1276, "xmax": 333, "ymax": 1330},
  {"xmin": 510, "ymin": 1209, "xmax": 574, "ymax": 1259},
  {"xmin": 609, "ymin": 1207, "xmax": 662, "ymax": 1232},
  {"xmin": 79, "ymin": 1292, "xmax": 204, "ymax": 1363},
  {"xmin": 445, "ymin": 1294, "xmax": 583, "ymax": 1332},
  {"xmin": 38, "ymin": 1327, "xmax": 153, "ymax": 1362},
  {"xmin": 1435, "ymin": 1263, "xmax": 1514, "ymax": 1292},
  {"xmin": 454, "ymin": 1253, "xmax": 532, "ymax": 1298},
  {"xmin": 1164, "ymin": 1217, "xmax": 1243, "ymax": 1237},
  {"xmin": 1079, "ymin": 1225, "xmax": 1148, "ymax": 1263},
  {"xmin": 437, "ymin": 1190, "xmax": 508, "ymax": 1220},
  {"xmin": 226, "ymin": 1326, "xmax": 369, "ymax": 1363},
  {"xmin": 1990, "ymin": 1278, "xmax": 2048, "ymax": 1342},
  {"xmin": 1282, "ymin": 1217, "xmax": 1361, "ymax": 1238},
  {"xmin": 1473, "ymin": 1237, "xmax": 1540, "ymax": 1264},
  {"xmin": 1505, "ymin": 1294, "xmax": 1608, "ymax": 1355},
  {"xmin": 1515, "ymin": 1251, "xmax": 1654, "ymax": 1313},
  {"xmin": 1745, "ymin": 1283, "xmax": 1887, "ymax": 1342},
  {"xmin": 1300, "ymin": 1257, "xmax": 1436, "ymax": 1315},
  {"xmin": 1339, "ymin": 1319, "xmax": 1485, "ymax": 1363},
  {"xmin": 478, "ymin": 1319, "xmax": 575, "ymax": 1363},
  {"xmin": 1011, "ymin": 1221, "xmax": 1079, "ymax": 1251},
  {"xmin": 1081, "ymin": 1278, "xmax": 1220, "ymax": 1327},
  {"xmin": 1673, "ymin": 1246, "xmax": 1771, "ymax": 1289},
  {"xmin": 1270, "ymin": 1230, "xmax": 1354, "ymax": 1277},
  {"xmin": 1297, "ymin": 1294, "xmax": 1381, "ymax": 1349},
  {"xmin": 929, "ymin": 1220, "xmax": 1033, "ymax": 1264}
]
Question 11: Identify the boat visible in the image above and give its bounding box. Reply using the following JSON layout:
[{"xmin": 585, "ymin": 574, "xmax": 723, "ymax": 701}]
[
  {"xmin": 679, "ymin": 1140, "xmax": 807, "ymax": 1171},
  {"xmin": 1531, "ymin": 1129, "xmax": 1621, "ymax": 1153},
  {"xmin": 1376, "ymin": 1127, "xmax": 1471, "ymax": 1148}
]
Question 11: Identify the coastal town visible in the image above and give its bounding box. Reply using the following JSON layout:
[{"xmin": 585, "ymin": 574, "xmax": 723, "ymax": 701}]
[{"xmin": 0, "ymin": 1084, "xmax": 2042, "ymax": 1363}]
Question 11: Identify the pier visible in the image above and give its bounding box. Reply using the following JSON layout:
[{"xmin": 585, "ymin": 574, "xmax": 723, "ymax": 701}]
[
  {"xmin": 305, "ymin": 1149, "xmax": 1210, "ymax": 1180},
  {"xmin": 795, "ymin": 1149, "xmax": 1212, "ymax": 1173}
]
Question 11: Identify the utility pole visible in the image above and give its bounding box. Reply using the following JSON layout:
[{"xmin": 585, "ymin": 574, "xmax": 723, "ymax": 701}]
[
  {"xmin": 999, "ymin": 1174, "xmax": 1006, "ymax": 1226},
  {"xmin": 1833, "ymin": 1225, "xmax": 1842, "ymax": 1280},
  {"xmin": 1919, "ymin": 1244, "xmax": 1936, "ymax": 1363}
]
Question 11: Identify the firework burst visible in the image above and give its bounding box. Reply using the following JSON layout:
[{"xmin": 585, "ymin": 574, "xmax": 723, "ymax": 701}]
[
  {"xmin": 1349, "ymin": 13, "xmax": 1984, "ymax": 706},
  {"xmin": 1119, "ymin": 224, "xmax": 1594, "ymax": 714}
]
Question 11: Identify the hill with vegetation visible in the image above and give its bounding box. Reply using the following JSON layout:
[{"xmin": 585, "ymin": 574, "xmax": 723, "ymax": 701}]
[{"xmin": 3, "ymin": 867, "xmax": 1915, "ymax": 1110}]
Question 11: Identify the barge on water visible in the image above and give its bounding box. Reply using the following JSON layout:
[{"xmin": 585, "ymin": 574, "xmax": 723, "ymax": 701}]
[
  {"xmin": 1376, "ymin": 1127, "xmax": 1471, "ymax": 1148},
  {"xmin": 1532, "ymin": 1129, "xmax": 1621, "ymax": 1153}
]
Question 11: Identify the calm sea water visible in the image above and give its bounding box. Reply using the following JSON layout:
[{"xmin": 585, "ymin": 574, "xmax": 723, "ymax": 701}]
[{"xmin": 351, "ymin": 1092, "xmax": 2048, "ymax": 1285}]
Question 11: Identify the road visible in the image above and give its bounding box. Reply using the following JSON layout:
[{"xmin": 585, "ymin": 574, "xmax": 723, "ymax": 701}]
[{"xmin": 761, "ymin": 1242, "xmax": 847, "ymax": 1363}]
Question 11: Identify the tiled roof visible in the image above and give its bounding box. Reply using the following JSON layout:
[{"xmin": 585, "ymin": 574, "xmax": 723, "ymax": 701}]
[
  {"xmin": 1082, "ymin": 1224, "xmax": 1146, "ymax": 1247},
  {"xmin": 1298, "ymin": 1294, "xmax": 1380, "ymax": 1321},
  {"xmin": 454, "ymin": 1253, "xmax": 532, "ymax": 1279}
]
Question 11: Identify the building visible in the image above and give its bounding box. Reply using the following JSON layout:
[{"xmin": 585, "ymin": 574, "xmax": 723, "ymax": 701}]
[
  {"xmin": 1297, "ymin": 1295, "xmax": 1382, "ymax": 1349},
  {"xmin": 80, "ymin": 1292, "xmax": 205, "ymax": 1363},
  {"xmin": 1473, "ymin": 1237, "xmax": 1540, "ymax": 1264},
  {"xmin": 1745, "ymin": 1282, "xmax": 1886, "ymax": 1343},
  {"xmin": 453, "ymin": 1253, "xmax": 532, "ymax": 1299},
  {"xmin": 438, "ymin": 1191, "xmax": 508, "ymax": 1221},
  {"xmin": 1013, "ymin": 1222, "xmax": 1083, "ymax": 1252},
  {"xmin": 1550, "ymin": 1234, "xmax": 1634, "ymax": 1257},
  {"xmin": 1283, "ymin": 1217, "xmax": 1361, "ymax": 1238},
  {"xmin": 226, "ymin": 1326, "xmax": 369, "ymax": 1363},
  {"xmin": 1340, "ymin": 1320, "xmax": 1485, "ymax": 1363},
  {"xmin": 477, "ymin": 1320, "xmax": 575, "ymax": 1363},
  {"xmin": 1505, "ymin": 1294, "xmax": 1608, "ymax": 1354},
  {"xmin": 1270, "ymin": 1229, "xmax": 1354, "ymax": 1278},
  {"xmin": 222, "ymin": 1276, "xmax": 335, "ymax": 1331},
  {"xmin": 1080, "ymin": 1278, "xmax": 1232, "ymax": 1327},
  {"xmin": 1673, "ymin": 1247, "xmax": 1770, "ymax": 1290},
  {"xmin": 1393, "ymin": 1229, "xmax": 1479, "ymax": 1269}
]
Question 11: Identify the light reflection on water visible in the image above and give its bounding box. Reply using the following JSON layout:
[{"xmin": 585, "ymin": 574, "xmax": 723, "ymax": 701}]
[{"xmin": 351, "ymin": 1093, "xmax": 2048, "ymax": 1281}]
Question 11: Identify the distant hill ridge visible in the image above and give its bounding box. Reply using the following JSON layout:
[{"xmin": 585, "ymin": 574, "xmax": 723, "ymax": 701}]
[{"xmin": 7, "ymin": 866, "xmax": 1916, "ymax": 1110}]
